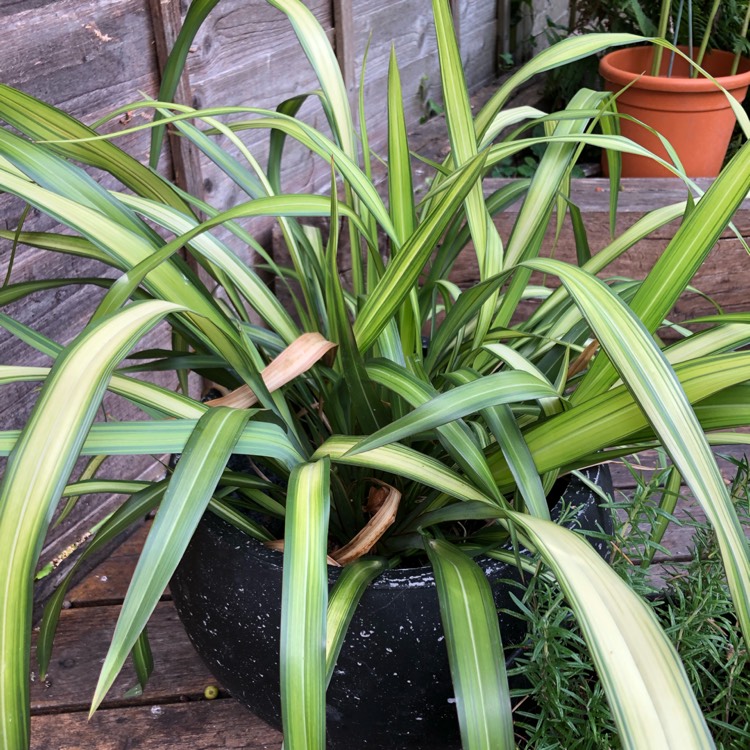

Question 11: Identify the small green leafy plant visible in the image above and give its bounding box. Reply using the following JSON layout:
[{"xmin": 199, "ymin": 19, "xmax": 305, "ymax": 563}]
[
  {"xmin": 0, "ymin": 1, "xmax": 749, "ymax": 749},
  {"xmin": 509, "ymin": 458, "xmax": 750, "ymax": 748},
  {"xmin": 569, "ymin": 0, "xmax": 750, "ymax": 74}
]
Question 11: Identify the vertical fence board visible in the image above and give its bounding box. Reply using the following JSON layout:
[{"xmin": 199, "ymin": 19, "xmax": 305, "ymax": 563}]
[
  {"xmin": 0, "ymin": 0, "xmax": 175, "ymax": 610},
  {"xmin": 333, "ymin": 0, "xmax": 356, "ymax": 90},
  {"xmin": 154, "ymin": 0, "xmax": 335, "ymax": 251},
  {"xmin": 453, "ymin": 0, "xmax": 498, "ymax": 89},
  {"xmin": 1, "ymin": 0, "xmax": 502, "ymax": 611},
  {"xmin": 147, "ymin": 0, "xmax": 205, "ymax": 200}
]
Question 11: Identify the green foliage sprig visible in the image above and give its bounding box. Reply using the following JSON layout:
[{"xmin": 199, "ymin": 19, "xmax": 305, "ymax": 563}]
[{"xmin": 0, "ymin": 2, "xmax": 749, "ymax": 748}]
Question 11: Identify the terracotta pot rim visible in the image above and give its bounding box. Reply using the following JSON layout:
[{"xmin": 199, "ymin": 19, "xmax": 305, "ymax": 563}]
[{"xmin": 600, "ymin": 45, "xmax": 750, "ymax": 92}]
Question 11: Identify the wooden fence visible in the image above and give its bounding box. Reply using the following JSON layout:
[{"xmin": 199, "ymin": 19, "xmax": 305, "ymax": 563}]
[{"xmin": 0, "ymin": 0, "xmax": 510, "ymax": 609}]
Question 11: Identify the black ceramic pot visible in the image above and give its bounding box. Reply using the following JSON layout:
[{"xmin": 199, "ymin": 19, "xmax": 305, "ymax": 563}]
[{"xmin": 171, "ymin": 464, "xmax": 613, "ymax": 750}]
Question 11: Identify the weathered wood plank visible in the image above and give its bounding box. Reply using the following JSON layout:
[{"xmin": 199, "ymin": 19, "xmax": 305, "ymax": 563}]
[
  {"xmin": 0, "ymin": 0, "xmax": 166, "ymax": 171},
  {"xmin": 458, "ymin": 20, "xmax": 498, "ymax": 91},
  {"xmin": 606, "ymin": 444, "xmax": 750, "ymax": 564},
  {"xmin": 65, "ymin": 522, "xmax": 152, "ymax": 605},
  {"xmin": 30, "ymin": 601, "xmax": 213, "ymax": 713},
  {"xmin": 606, "ymin": 444, "xmax": 750, "ymax": 491},
  {"xmin": 147, "ymin": 0, "xmax": 205, "ymax": 199},
  {"xmin": 0, "ymin": 0, "xmax": 177, "ymax": 609},
  {"xmin": 333, "ymin": 0, "xmax": 356, "ymax": 90},
  {"xmin": 449, "ymin": 177, "xmax": 750, "ymax": 324},
  {"xmin": 453, "ymin": 0, "xmax": 498, "ymax": 89},
  {"xmin": 30, "ymin": 701, "xmax": 281, "ymax": 750},
  {"xmin": 163, "ymin": 0, "xmax": 335, "ymax": 250}
]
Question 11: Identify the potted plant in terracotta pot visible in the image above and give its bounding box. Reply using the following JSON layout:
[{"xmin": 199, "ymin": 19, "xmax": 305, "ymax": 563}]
[
  {"xmin": 1, "ymin": 1, "xmax": 750, "ymax": 748},
  {"xmin": 598, "ymin": 0, "xmax": 750, "ymax": 176}
]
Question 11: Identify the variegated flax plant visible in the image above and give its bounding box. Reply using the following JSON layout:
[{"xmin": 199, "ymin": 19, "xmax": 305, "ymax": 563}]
[{"xmin": 1, "ymin": 1, "xmax": 750, "ymax": 748}]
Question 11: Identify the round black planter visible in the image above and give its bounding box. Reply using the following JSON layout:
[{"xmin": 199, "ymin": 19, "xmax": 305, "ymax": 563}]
[{"xmin": 171, "ymin": 465, "xmax": 612, "ymax": 750}]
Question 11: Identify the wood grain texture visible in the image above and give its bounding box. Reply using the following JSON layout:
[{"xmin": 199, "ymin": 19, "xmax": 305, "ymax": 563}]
[
  {"xmin": 449, "ymin": 177, "xmax": 750, "ymax": 324},
  {"xmin": 453, "ymin": 0, "xmax": 498, "ymax": 89},
  {"xmin": 65, "ymin": 521, "xmax": 153, "ymax": 605},
  {"xmin": 30, "ymin": 601, "xmax": 214, "ymax": 713},
  {"xmin": 31, "ymin": 701, "xmax": 281, "ymax": 750},
  {"xmin": 166, "ymin": 0, "xmax": 335, "ymax": 251},
  {"xmin": 0, "ymin": 0, "xmax": 176, "ymax": 609},
  {"xmin": 333, "ymin": 0, "xmax": 356, "ymax": 90},
  {"xmin": 2, "ymin": 0, "xmax": 158, "ymax": 115}
]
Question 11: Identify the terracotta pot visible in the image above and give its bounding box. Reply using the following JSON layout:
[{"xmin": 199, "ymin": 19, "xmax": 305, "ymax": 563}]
[
  {"xmin": 599, "ymin": 46, "xmax": 750, "ymax": 177},
  {"xmin": 171, "ymin": 465, "xmax": 613, "ymax": 750}
]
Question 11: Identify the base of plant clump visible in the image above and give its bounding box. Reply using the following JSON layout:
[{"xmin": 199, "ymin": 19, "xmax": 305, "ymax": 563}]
[{"xmin": 171, "ymin": 465, "xmax": 613, "ymax": 750}]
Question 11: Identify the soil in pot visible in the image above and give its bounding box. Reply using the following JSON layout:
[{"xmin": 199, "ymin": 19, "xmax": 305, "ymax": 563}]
[
  {"xmin": 171, "ymin": 465, "xmax": 613, "ymax": 750},
  {"xmin": 599, "ymin": 46, "xmax": 750, "ymax": 178}
]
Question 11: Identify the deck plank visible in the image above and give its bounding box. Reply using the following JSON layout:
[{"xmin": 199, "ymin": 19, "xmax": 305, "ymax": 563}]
[
  {"xmin": 31, "ymin": 444, "xmax": 749, "ymax": 747},
  {"xmin": 31, "ymin": 602, "xmax": 214, "ymax": 714},
  {"xmin": 30, "ymin": 701, "xmax": 281, "ymax": 750},
  {"xmin": 66, "ymin": 523, "xmax": 151, "ymax": 605}
]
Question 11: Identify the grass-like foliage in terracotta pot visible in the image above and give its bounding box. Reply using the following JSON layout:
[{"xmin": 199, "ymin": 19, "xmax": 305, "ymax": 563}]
[
  {"xmin": 0, "ymin": 1, "xmax": 749, "ymax": 748},
  {"xmin": 597, "ymin": 0, "xmax": 750, "ymax": 176}
]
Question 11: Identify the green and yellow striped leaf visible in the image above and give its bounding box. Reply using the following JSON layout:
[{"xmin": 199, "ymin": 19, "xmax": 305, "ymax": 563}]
[
  {"xmin": 426, "ymin": 539, "xmax": 514, "ymax": 750},
  {"xmin": 281, "ymin": 458, "xmax": 331, "ymax": 750},
  {"xmin": 90, "ymin": 406, "xmax": 251, "ymax": 713},
  {"xmin": 348, "ymin": 371, "xmax": 557, "ymax": 457},
  {"xmin": 0, "ymin": 301, "xmax": 183, "ymax": 750},
  {"xmin": 525, "ymin": 258, "xmax": 750, "ymax": 648},
  {"xmin": 510, "ymin": 512, "xmax": 713, "ymax": 749}
]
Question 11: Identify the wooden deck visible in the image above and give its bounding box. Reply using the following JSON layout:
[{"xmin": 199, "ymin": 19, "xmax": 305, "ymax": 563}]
[{"xmin": 29, "ymin": 449, "xmax": 749, "ymax": 749}]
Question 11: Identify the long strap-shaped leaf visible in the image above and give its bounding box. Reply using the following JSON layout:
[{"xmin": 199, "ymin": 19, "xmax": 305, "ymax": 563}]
[
  {"xmin": 325, "ymin": 558, "xmax": 385, "ymax": 685},
  {"xmin": 281, "ymin": 459, "xmax": 331, "ymax": 750},
  {"xmin": 348, "ymin": 371, "xmax": 557, "ymax": 457},
  {"xmin": 426, "ymin": 539, "xmax": 514, "ymax": 750},
  {"xmin": 523, "ymin": 200, "xmax": 688, "ymax": 337},
  {"xmin": 574, "ymin": 140, "xmax": 750, "ymax": 403},
  {"xmin": 432, "ymin": 0, "xmax": 502, "ymax": 344},
  {"xmin": 509, "ymin": 512, "xmax": 713, "ymax": 749},
  {"xmin": 488, "ymin": 351, "xmax": 750, "ymax": 487},
  {"xmin": 386, "ymin": 46, "xmax": 422, "ymax": 354},
  {"xmin": 474, "ymin": 34, "xmax": 644, "ymax": 139},
  {"xmin": 0, "ymin": 300, "xmax": 183, "ymax": 750},
  {"xmin": 525, "ymin": 257, "xmax": 750, "ymax": 648},
  {"xmin": 0, "ymin": 128, "xmax": 154, "ymax": 243},
  {"xmin": 0, "ymin": 168, "xmax": 242, "ymax": 359},
  {"xmin": 36, "ymin": 483, "xmax": 167, "ymax": 680},
  {"xmin": 314, "ymin": 437, "xmax": 492, "ymax": 506},
  {"xmin": 0, "ymin": 85, "xmax": 189, "ymax": 213},
  {"xmin": 0, "ymin": 365, "xmax": 208, "ymax": 421},
  {"xmin": 90, "ymin": 406, "xmax": 251, "ymax": 713},
  {"xmin": 366, "ymin": 360, "xmax": 504, "ymax": 503},
  {"xmin": 149, "ymin": 0, "xmax": 222, "ymax": 166},
  {"xmin": 261, "ymin": 0, "xmax": 368, "ymax": 298},
  {"xmin": 0, "ymin": 420, "xmax": 303, "ymax": 469},
  {"xmin": 41, "ymin": 102, "xmax": 397, "ymax": 245},
  {"xmin": 353, "ymin": 153, "xmax": 487, "ymax": 352},
  {"xmin": 117, "ymin": 193, "xmax": 351, "ymax": 343},
  {"xmin": 323, "ymin": 168, "xmax": 385, "ymax": 434},
  {"xmin": 266, "ymin": 0, "xmax": 355, "ymax": 161},
  {"xmin": 449, "ymin": 369, "xmax": 549, "ymax": 520},
  {"xmin": 493, "ymin": 89, "xmax": 608, "ymax": 331}
]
